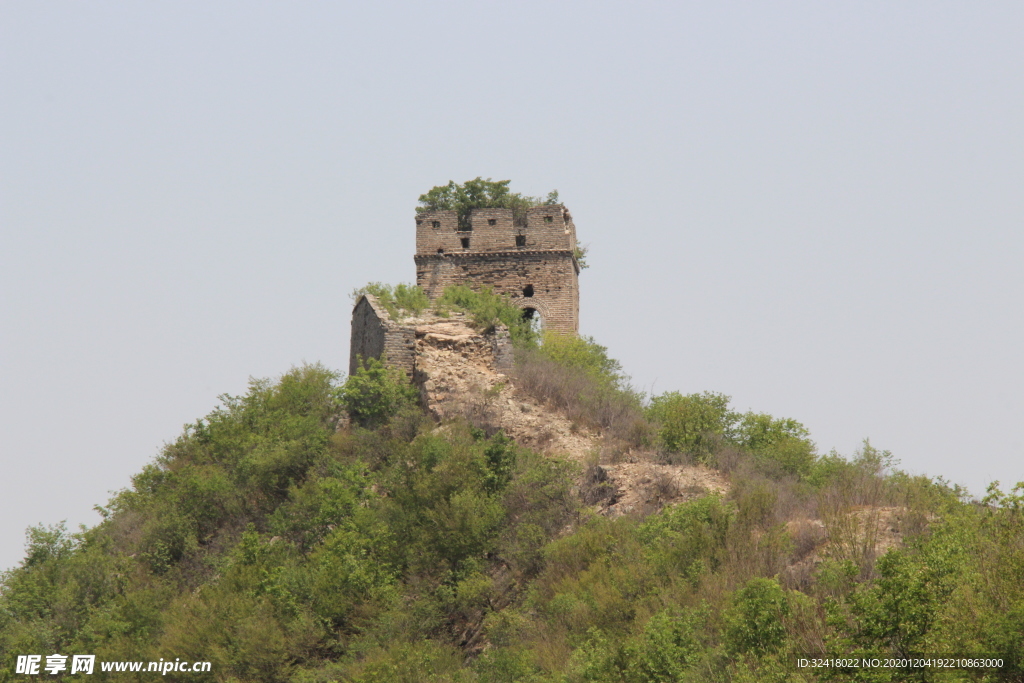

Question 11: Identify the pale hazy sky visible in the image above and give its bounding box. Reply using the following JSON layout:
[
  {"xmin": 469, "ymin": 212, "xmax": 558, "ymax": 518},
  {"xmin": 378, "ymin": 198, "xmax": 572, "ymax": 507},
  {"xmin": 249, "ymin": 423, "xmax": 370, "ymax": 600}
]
[{"xmin": 2, "ymin": 2, "xmax": 1022, "ymax": 570}]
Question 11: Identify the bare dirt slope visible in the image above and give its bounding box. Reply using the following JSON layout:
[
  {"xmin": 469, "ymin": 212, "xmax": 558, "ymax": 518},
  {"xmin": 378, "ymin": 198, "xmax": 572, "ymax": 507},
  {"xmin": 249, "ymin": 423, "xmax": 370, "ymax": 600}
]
[
  {"xmin": 412, "ymin": 317, "xmax": 727, "ymax": 516},
  {"xmin": 414, "ymin": 316, "xmax": 596, "ymax": 458}
]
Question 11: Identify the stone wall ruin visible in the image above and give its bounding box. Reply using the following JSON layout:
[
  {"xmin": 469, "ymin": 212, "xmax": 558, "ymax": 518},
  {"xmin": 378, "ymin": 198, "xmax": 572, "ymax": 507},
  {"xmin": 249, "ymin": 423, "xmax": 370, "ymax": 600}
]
[{"xmin": 349, "ymin": 293, "xmax": 512, "ymax": 381}]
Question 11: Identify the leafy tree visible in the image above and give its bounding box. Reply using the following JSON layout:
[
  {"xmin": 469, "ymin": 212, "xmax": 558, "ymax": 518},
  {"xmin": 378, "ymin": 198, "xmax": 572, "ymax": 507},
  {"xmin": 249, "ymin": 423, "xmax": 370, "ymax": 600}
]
[
  {"xmin": 380, "ymin": 426, "xmax": 516, "ymax": 574},
  {"xmin": 735, "ymin": 412, "xmax": 817, "ymax": 476},
  {"xmin": 724, "ymin": 577, "xmax": 790, "ymax": 657},
  {"xmin": 636, "ymin": 495, "xmax": 731, "ymax": 580},
  {"xmin": 633, "ymin": 608, "xmax": 708, "ymax": 681},
  {"xmin": 822, "ymin": 545, "xmax": 965, "ymax": 683},
  {"xmin": 646, "ymin": 391, "xmax": 738, "ymax": 461},
  {"xmin": 417, "ymin": 177, "xmax": 559, "ymax": 228},
  {"xmin": 340, "ymin": 356, "xmax": 419, "ymax": 428}
]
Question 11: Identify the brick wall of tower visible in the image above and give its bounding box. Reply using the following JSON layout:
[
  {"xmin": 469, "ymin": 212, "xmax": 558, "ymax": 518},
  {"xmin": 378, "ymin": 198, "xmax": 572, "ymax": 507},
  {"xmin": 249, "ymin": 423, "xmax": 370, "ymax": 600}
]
[
  {"xmin": 413, "ymin": 251, "xmax": 579, "ymax": 335},
  {"xmin": 413, "ymin": 204, "xmax": 580, "ymax": 335},
  {"xmin": 415, "ymin": 207, "xmax": 576, "ymax": 253}
]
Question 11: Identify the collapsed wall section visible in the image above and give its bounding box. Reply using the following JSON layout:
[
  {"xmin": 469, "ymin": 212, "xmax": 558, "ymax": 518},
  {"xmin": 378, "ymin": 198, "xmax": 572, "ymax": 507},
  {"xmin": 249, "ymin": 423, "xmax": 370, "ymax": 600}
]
[
  {"xmin": 349, "ymin": 294, "xmax": 512, "ymax": 380},
  {"xmin": 348, "ymin": 295, "xmax": 416, "ymax": 377}
]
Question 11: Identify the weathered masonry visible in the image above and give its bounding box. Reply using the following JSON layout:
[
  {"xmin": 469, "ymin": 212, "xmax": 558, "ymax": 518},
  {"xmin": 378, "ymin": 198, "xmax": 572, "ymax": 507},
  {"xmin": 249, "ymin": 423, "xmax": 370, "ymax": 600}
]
[
  {"xmin": 413, "ymin": 205, "xmax": 580, "ymax": 335},
  {"xmin": 349, "ymin": 293, "xmax": 512, "ymax": 379},
  {"xmin": 349, "ymin": 294, "xmax": 416, "ymax": 377}
]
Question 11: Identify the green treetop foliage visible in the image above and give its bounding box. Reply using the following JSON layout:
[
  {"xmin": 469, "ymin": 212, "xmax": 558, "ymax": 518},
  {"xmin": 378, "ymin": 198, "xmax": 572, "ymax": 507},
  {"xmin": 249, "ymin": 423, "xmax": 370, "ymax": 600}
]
[
  {"xmin": 723, "ymin": 577, "xmax": 791, "ymax": 657},
  {"xmin": 734, "ymin": 412, "xmax": 817, "ymax": 477},
  {"xmin": 647, "ymin": 391, "xmax": 738, "ymax": 462},
  {"xmin": 645, "ymin": 392, "xmax": 817, "ymax": 475},
  {"xmin": 417, "ymin": 177, "xmax": 560, "ymax": 229},
  {"xmin": 340, "ymin": 357, "xmax": 419, "ymax": 428}
]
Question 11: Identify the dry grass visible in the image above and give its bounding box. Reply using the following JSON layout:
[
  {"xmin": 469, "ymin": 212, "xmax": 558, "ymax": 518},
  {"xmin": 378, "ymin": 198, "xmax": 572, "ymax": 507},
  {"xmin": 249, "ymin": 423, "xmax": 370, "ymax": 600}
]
[
  {"xmin": 510, "ymin": 348, "xmax": 650, "ymax": 446},
  {"xmin": 443, "ymin": 384, "xmax": 504, "ymax": 436},
  {"xmin": 650, "ymin": 469, "xmax": 682, "ymax": 502},
  {"xmin": 580, "ymin": 463, "xmax": 619, "ymax": 506}
]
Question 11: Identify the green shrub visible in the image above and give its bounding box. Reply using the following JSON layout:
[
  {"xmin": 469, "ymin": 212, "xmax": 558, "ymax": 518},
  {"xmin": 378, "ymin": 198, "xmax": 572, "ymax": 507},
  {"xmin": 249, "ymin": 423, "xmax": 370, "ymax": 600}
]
[
  {"xmin": 473, "ymin": 647, "xmax": 544, "ymax": 682},
  {"xmin": 634, "ymin": 608, "xmax": 708, "ymax": 681},
  {"xmin": 156, "ymin": 588, "xmax": 291, "ymax": 682},
  {"xmin": 304, "ymin": 525, "xmax": 400, "ymax": 629},
  {"xmin": 723, "ymin": 577, "xmax": 790, "ymax": 657},
  {"xmin": 134, "ymin": 464, "xmax": 242, "ymax": 571},
  {"xmin": 382, "ymin": 426, "xmax": 514, "ymax": 574},
  {"xmin": 498, "ymin": 450, "xmax": 578, "ymax": 576},
  {"xmin": 646, "ymin": 391, "xmax": 737, "ymax": 461},
  {"xmin": 341, "ymin": 357, "xmax": 419, "ymax": 428},
  {"xmin": 637, "ymin": 496, "xmax": 732, "ymax": 579},
  {"xmin": 435, "ymin": 284, "xmax": 536, "ymax": 345},
  {"xmin": 267, "ymin": 467, "xmax": 370, "ymax": 551},
  {"xmin": 733, "ymin": 412, "xmax": 816, "ymax": 477},
  {"xmin": 512, "ymin": 335, "xmax": 647, "ymax": 442}
]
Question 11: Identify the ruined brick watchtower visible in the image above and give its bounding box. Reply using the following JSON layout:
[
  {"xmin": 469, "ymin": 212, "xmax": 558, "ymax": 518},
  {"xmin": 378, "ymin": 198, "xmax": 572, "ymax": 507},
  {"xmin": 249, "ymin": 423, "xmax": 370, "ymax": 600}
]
[{"xmin": 413, "ymin": 205, "xmax": 581, "ymax": 335}]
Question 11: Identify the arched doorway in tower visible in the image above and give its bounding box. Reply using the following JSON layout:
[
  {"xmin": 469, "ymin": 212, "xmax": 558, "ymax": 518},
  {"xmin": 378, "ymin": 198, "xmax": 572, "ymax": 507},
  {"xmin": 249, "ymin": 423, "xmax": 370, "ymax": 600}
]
[{"xmin": 522, "ymin": 306, "xmax": 543, "ymax": 337}]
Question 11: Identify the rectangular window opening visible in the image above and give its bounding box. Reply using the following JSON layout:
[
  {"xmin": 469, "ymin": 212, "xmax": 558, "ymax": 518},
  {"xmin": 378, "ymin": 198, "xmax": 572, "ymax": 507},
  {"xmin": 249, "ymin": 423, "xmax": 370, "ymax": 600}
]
[
  {"xmin": 515, "ymin": 235, "xmax": 526, "ymax": 247},
  {"xmin": 488, "ymin": 218, "xmax": 496, "ymax": 226},
  {"xmin": 460, "ymin": 237, "xmax": 470, "ymax": 249}
]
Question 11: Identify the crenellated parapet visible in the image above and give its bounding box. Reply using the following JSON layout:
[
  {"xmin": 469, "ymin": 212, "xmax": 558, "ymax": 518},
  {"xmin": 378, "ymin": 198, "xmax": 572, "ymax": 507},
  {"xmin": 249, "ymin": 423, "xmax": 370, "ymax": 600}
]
[
  {"xmin": 413, "ymin": 204, "xmax": 580, "ymax": 334},
  {"xmin": 415, "ymin": 205, "xmax": 577, "ymax": 257}
]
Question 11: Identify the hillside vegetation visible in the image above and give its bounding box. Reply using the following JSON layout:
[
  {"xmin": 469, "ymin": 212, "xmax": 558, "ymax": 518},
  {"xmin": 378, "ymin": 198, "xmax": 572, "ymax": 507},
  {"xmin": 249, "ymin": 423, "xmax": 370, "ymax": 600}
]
[{"xmin": 2, "ymin": 288, "xmax": 1023, "ymax": 682}]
